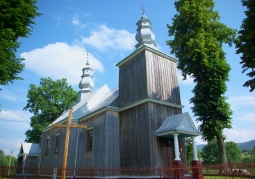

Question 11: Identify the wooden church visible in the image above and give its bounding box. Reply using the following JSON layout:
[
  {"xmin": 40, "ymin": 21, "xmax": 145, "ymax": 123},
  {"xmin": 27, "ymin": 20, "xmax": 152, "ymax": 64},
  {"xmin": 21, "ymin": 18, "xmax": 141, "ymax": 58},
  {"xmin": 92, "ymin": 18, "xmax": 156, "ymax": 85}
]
[{"xmin": 18, "ymin": 13, "xmax": 201, "ymax": 173}]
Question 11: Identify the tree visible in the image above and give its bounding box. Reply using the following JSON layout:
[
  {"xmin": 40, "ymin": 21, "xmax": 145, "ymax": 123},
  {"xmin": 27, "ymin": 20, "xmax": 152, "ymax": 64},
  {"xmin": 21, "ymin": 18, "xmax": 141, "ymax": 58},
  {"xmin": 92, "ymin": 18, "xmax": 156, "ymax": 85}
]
[
  {"xmin": 201, "ymin": 140, "xmax": 242, "ymax": 164},
  {"xmin": 0, "ymin": 0, "xmax": 41, "ymax": 85},
  {"xmin": 235, "ymin": 0, "xmax": 255, "ymax": 92},
  {"xmin": 0, "ymin": 149, "xmax": 17, "ymax": 167},
  {"xmin": 167, "ymin": 0, "xmax": 236, "ymax": 164},
  {"xmin": 201, "ymin": 140, "xmax": 219, "ymax": 165},
  {"xmin": 225, "ymin": 141, "xmax": 242, "ymax": 163},
  {"xmin": 24, "ymin": 77, "xmax": 78, "ymax": 143},
  {"xmin": 185, "ymin": 137, "xmax": 202, "ymax": 165}
]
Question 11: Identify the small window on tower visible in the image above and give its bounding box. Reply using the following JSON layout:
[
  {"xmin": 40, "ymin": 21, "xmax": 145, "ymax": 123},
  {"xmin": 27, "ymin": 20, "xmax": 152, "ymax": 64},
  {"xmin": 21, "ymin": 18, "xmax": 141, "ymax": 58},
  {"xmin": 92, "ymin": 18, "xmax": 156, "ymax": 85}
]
[
  {"xmin": 86, "ymin": 129, "xmax": 93, "ymax": 151},
  {"xmin": 46, "ymin": 137, "xmax": 50, "ymax": 156},
  {"xmin": 54, "ymin": 134, "xmax": 60, "ymax": 154}
]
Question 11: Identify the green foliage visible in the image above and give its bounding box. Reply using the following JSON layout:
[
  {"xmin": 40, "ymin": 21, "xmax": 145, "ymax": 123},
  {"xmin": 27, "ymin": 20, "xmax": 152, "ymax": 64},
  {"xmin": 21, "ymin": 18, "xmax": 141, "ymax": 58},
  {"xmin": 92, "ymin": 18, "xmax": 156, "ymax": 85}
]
[
  {"xmin": 225, "ymin": 141, "xmax": 242, "ymax": 163},
  {"xmin": 242, "ymin": 156, "xmax": 255, "ymax": 163},
  {"xmin": 167, "ymin": 0, "xmax": 236, "ymax": 164},
  {"xmin": 201, "ymin": 140, "xmax": 242, "ymax": 164},
  {"xmin": 201, "ymin": 139, "xmax": 219, "ymax": 165},
  {"xmin": 0, "ymin": 150, "xmax": 17, "ymax": 167},
  {"xmin": 0, "ymin": 0, "xmax": 41, "ymax": 85},
  {"xmin": 24, "ymin": 77, "xmax": 78, "ymax": 143},
  {"xmin": 185, "ymin": 137, "xmax": 202, "ymax": 165},
  {"xmin": 235, "ymin": 0, "xmax": 255, "ymax": 92}
]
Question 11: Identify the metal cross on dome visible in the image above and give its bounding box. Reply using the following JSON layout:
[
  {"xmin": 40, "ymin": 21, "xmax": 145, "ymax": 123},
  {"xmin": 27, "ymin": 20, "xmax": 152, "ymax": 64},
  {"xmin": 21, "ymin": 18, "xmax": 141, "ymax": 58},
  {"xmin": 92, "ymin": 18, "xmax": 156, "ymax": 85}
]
[{"xmin": 141, "ymin": 4, "xmax": 145, "ymax": 15}]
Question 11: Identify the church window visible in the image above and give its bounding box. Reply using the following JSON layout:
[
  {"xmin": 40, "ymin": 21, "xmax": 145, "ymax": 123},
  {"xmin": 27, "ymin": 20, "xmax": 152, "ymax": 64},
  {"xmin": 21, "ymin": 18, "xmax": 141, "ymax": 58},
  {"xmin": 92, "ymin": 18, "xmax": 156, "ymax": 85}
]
[
  {"xmin": 46, "ymin": 137, "xmax": 50, "ymax": 156},
  {"xmin": 86, "ymin": 129, "xmax": 93, "ymax": 151},
  {"xmin": 54, "ymin": 134, "xmax": 60, "ymax": 154}
]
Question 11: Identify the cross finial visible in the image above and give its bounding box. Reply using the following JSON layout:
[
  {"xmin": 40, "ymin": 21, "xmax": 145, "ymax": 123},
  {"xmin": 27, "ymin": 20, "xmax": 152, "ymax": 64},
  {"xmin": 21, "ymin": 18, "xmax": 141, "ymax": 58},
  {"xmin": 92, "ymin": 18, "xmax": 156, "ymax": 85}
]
[
  {"xmin": 86, "ymin": 51, "xmax": 90, "ymax": 65},
  {"xmin": 141, "ymin": 4, "xmax": 145, "ymax": 15}
]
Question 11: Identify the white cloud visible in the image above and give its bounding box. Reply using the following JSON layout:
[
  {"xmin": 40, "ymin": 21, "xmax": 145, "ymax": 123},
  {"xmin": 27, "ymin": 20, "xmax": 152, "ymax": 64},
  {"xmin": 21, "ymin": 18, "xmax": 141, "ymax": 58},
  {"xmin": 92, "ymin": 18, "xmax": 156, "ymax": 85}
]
[
  {"xmin": 178, "ymin": 72, "xmax": 194, "ymax": 85},
  {"xmin": 0, "ymin": 138, "xmax": 23, "ymax": 149},
  {"xmin": 0, "ymin": 110, "xmax": 31, "ymax": 131},
  {"xmin": 224, "ymin": 128, "xmax": 255, "ymax": 143},
  {"xmin": 234, "ymin": 112, "xmax": 255, "ymax": 122},
  {"xmin": 20, "ymin": 42, "xmax": 104, "ymax": 86},
  {"xmin": 54, "ymin": 13, "xmax": 63, "ymax": 26},
  {"xmin": 81, "ymin": 24, "xmax": 136, "ymax": 52},
  {"xmin": 0, "ymin": 87, "xmax": 16, "ymax": 101},
  {"xmin": 71, "ymin": 14, "xmax": 87, "ymax": 30},
  {"xmin": 228, "ymin": 95, "xmax": 255, "ymax": 110},
  {"xmin": 0, "ymin": 110, "xmax": 31, "ymax": 121}
]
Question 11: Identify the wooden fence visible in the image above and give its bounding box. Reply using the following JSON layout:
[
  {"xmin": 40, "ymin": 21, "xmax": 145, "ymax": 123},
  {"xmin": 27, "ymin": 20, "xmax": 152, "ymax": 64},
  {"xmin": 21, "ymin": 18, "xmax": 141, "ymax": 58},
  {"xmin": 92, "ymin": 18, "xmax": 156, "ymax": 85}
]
[{"xmin": 1, "ymin": 163, "xmax": 255, "ymax": 179}]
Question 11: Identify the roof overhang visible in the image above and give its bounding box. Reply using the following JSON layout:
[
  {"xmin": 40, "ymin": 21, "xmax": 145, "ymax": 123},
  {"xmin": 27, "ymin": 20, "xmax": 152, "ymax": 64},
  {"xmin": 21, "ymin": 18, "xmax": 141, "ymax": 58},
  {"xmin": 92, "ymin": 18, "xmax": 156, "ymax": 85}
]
[
  {"xmin": 155, "ymin": 112, "xmax": 201, "ymax": 138},
  {"xmin": 116, "ymin": 45, "xmax": 176, "ymax": 67}
]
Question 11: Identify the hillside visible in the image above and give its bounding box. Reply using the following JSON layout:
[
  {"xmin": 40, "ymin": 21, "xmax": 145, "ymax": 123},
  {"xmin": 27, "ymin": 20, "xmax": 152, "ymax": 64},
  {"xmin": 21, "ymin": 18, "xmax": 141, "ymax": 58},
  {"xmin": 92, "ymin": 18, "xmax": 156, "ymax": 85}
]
[
  {"xmin": 237, "ymin": 139, "xmax": 255, "ymax": 150},
  {"xmin": 197, "ymin": 139, "xmax": 255, "ymax": 151}
]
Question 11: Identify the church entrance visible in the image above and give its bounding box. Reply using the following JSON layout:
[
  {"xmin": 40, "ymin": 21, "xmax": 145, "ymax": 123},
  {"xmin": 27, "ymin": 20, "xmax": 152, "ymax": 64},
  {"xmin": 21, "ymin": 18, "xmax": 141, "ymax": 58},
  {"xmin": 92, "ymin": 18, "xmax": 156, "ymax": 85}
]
[
  {"xmin": 162, "ymin": 146, "xmax": 174, "ymax": 167},
  {"xmin": 159, "ymin": 138, "xmax": 175, "ymax": 177}
]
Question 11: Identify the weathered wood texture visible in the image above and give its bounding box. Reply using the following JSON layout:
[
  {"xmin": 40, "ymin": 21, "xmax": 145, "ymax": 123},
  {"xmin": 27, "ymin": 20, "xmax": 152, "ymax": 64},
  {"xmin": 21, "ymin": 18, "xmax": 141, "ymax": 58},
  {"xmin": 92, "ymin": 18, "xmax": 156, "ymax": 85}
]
[
  {"xmin": 76, "ymin": 111, "xmax": 120, "ymax": 168},
  {"xmin": 119, "ymin": 50, "xmax": 181, "ymax": 107},
  {"xmin": 120, "ymin": 102, "xmax": 183, "ymax": 168},
  {"xmin": 40, "ymin": 124, "xmax": 79, "ymax": 168},
  {"xmin": 40, "ymin": 111, "xmax": 120, "ymax": 169},
  {"xmin": 145, "ymin": 50, "xmax": 181, "ymax": 104}
]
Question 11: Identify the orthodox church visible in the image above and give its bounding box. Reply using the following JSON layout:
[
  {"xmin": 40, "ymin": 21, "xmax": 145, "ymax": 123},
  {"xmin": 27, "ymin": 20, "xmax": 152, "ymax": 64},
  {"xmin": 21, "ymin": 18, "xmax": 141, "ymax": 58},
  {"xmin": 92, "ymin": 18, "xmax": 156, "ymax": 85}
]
[{"xmin": 18, "ymin": 13, "xmax": 201, "ymax": 173}]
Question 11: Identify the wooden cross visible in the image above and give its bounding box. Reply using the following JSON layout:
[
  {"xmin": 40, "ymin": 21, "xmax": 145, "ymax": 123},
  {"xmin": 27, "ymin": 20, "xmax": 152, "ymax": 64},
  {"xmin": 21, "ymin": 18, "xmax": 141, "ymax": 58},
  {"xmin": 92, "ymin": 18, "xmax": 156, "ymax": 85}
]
[{"xmin": 51, "ymin": 108, "xmax": 87, "ymax": 179}]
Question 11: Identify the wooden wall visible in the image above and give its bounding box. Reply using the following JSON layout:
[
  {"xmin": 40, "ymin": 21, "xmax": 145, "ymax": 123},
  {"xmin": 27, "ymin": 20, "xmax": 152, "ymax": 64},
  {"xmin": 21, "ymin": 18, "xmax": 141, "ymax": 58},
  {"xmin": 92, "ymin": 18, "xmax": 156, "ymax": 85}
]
[
  {"xmin": 40, "ymin": 110, "xmax": 120, "ymax": 169},
  {"xmin": 118, "ymin": 49, "xmax": 181, "ymax": 108},
  {"xmin": 120, "ymin": 102, "xmax": 183, "ymax": 168},
  {"xmin": 145, "ymin": 50, "xmax": 181, "ymax": 104},
  {"xmin": 76, "ymin": 111, "xmax": 120, "ymax": 168},
  {"xmin": 119, "ymin": 51, "xmax": 147, "ymax": 107},
  {"xmin": 40, "ymin": 124, "xmax": 79, "ymax": 168}
]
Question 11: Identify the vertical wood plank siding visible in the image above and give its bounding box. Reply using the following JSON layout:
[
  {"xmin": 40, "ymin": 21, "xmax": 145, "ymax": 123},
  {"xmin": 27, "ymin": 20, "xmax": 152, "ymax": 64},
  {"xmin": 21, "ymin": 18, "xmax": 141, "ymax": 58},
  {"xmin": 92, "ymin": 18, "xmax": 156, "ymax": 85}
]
[
  {"xmin": 120, "ymin": 102, "xmax": 183, "ymax": 168},
  {"xmin": 76, "ymin": 111, "xmax": 120, "ymax": 168},
  {"xmin": 40, "ymin": 125, "xmax": 78, "ymax": 168},
  {"xmin": 145, "ymin": 50, "xmax": 181, "ymax": 104},
  {"xmin": 119, "ymin": 51, "xmax": 148, "ymax": 107},
  {"xmin": 40, "ymin": 111, "xmax": 120, "ymax": 168},
  {"xmin": 119, "ymin": 50, "xmax": 181, "ymax": 108}
]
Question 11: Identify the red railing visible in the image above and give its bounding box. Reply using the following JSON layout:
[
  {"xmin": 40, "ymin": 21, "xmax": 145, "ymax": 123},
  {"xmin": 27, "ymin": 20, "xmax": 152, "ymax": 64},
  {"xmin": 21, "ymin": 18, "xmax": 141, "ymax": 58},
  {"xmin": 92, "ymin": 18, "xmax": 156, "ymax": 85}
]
[{"xmin": 0, "ymin": 163, "xmax": 255, "ymax": 179}]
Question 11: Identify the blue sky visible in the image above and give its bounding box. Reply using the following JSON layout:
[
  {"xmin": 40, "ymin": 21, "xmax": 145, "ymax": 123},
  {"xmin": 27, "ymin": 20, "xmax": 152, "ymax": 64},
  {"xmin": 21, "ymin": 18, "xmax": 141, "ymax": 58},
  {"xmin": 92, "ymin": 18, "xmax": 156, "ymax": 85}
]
[{"xmin": 0, "ymin": 0, "xmax": 254, "ymax": 157}]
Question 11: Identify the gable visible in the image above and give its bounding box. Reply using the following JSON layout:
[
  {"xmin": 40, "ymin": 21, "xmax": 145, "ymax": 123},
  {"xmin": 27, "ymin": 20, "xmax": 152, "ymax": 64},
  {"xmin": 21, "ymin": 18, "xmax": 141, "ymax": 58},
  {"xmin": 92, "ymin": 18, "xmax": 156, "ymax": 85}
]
[
  {"xmin": 18, "ymin": 143, "xmax": 41, "ymax": 157},
  {"xmin": 155, "ymin": 112, "xmax": 201, "ymax": 138}
]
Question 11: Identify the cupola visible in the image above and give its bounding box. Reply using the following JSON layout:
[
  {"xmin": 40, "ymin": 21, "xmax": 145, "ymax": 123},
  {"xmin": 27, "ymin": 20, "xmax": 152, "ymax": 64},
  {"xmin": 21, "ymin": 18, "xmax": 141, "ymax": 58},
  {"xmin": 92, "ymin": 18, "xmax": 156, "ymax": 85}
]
[
  {"xmin": 78, "ymin": 56, "xmax": 94, "ymax": 102},
  {"xmin": 135, "ymin": 13, "xmax": 157, "ymax": 49}
]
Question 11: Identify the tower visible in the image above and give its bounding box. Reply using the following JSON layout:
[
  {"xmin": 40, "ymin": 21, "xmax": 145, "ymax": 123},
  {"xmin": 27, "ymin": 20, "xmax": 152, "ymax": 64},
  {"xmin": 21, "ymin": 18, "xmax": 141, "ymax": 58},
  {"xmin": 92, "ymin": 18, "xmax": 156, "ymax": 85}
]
[
  {"xmin": 78, "ymin": 53, "xmax": 94, "ymax": 102},
  {"xmin": 117, "ymin": 13, "xmax": 184, "ymax": 168}
]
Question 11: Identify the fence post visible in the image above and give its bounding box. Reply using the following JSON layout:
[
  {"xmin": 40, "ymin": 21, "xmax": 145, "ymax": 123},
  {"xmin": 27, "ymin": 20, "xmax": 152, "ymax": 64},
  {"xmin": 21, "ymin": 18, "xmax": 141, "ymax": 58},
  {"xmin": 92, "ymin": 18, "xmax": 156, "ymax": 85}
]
[
  {"xmin": 92, "ymin": 166, "xmax": 94, "ymax": 179},
  {"xmin": 230, "ymin": 162, "xmax": 234, "ymax": 179},
  {"xmin": 36, "ymin": 166, "xmax": 39, "ymax": 179},
  {"xmin": 53, "ymin": 167, "xmax": 57, "ymax": 179},
  {"xmin": 159, "ymin": 167, "xmax": 161, "ymax": 179},
  {"xmin": 0, "ymin": 167, "xmax": 3, "ymax": 179}
]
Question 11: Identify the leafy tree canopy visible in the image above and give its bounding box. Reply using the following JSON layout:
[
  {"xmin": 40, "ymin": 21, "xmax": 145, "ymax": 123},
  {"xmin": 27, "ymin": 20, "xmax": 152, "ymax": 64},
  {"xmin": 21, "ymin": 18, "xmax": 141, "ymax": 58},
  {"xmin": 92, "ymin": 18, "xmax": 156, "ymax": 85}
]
[
  {"xmin": 0, "ymin": 0, "xmax": 41, "ymax": 85},
  {"xmin": 0, "ymin": 149, "xmax": 17, "ymax": 167},
  {"xmin": 235, "ymin": 0, "xmax": 255, "ymax": 92},
  {"xmin": 201, "ymin": 140, "xmax": 242, "ymax": 164},
  {"xmin": 24, "ymin": 77, "xmax": 78, "ymax": 143},
  {"xmin": 167, "ymin": 0, "xmax": 236, "ymax": 164},
  {"xmin": 201, "ymin": 139, "xmax": 219, "ymax": 165},
  {"xmin": 225, "ymin": 141, "xmax": 242, "ymax": 163}
]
